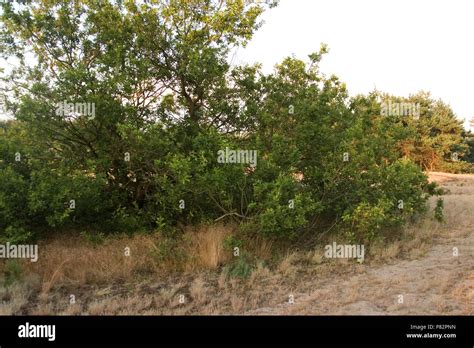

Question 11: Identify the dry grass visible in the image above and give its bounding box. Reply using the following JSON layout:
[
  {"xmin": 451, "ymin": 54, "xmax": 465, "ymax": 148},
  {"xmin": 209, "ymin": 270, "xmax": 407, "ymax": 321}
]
[
  {"xmin": 186, "ymin": 225, "xmax": 232, "ymax": 270},
  {"xmin": 451, "ymin": 274, "xmax": 474, "ymax": 314},
  {"xmin": 0, "ymin": 172, "xmax": 472, "ymax": 315},
  {"xmin": 0, "ymin": 222, "xmax": 282, "ymax": 314},
  {"xmin": 0, "ymin": 282, "xmax": 31, "ymax": 314},
  {"xmin": 277, "ymin": 252, "xmax": 298, "ymax": 277},
  {"xmin": 21, "ymin": 233, "xmax": 158, "ymax": 288},
  {"xmin": 0, "ymin": 224, "xmax": 236, "ymax": 292},
  {"xmin": 189, "ymin": 277, "xmax": 208, "ymax": 305}
]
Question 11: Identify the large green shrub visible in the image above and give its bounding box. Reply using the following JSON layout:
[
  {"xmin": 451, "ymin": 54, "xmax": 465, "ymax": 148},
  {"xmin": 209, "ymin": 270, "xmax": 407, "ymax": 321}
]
[{"xmin": 0, "ymin": 1, "xmax": 446, "ymax": 243}]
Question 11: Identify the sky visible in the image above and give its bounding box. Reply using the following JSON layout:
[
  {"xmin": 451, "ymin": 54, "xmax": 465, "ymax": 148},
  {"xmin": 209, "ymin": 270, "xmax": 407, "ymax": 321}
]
[
  {"xmin": 233, "ymin": 0, "xmax": 474, "ymax": 130},
  {"xmin": 1, "ymin": 0, "xmax": 473, "ymax": 130}
]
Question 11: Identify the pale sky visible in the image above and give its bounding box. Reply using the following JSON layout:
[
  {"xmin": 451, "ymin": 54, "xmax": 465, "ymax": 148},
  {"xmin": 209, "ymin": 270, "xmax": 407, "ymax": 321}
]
[
  {"xmin": 1, "ymin": 0, "xmax": 473, "ymax": 130},
  {"xmin": 234, "ymin": 0, "xmax": 474, "ymax": 130}
]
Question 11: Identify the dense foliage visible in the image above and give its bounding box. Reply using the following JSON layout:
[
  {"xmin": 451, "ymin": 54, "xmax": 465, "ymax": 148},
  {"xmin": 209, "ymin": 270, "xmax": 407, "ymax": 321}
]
[{"xmin": 0, "ymin": 0, "xmax": 468, "ymax": 244}]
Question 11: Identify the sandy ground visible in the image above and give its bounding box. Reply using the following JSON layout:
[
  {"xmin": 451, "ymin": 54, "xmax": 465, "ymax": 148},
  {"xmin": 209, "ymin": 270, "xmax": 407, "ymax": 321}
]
[{"xmin": 247, "ymin": 172, "xmax": 474, "ymax": 315}]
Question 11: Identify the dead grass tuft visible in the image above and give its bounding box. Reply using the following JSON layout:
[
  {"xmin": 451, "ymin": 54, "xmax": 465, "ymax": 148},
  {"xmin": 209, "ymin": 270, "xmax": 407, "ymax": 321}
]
[
  {"xmin": 0, "ymin": 282, "xmax": 31, "ymax": 314},
  {"xmin": 189, "ymin": 276, "xmax": 208, "ymax": 305},
  {"xmin": 185, "ymin": 224, "xmax": 232, "ymax": 270}
]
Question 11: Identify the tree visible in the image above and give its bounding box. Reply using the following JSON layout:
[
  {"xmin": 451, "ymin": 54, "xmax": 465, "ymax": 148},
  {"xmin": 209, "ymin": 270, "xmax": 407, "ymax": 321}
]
[
  {"xmin": 370, "ymin": 91, "xmax": 468, "ymax": 171},
  {"xmin": 0, "ymin": 1, "xmax": 439, "ymax": 243},
  {"xmin": 0, "ymin": 0, "xmax": 271, "ymax": 208}
]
